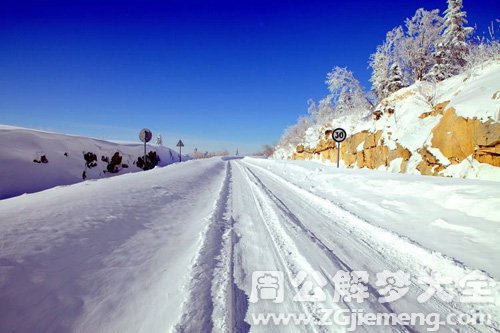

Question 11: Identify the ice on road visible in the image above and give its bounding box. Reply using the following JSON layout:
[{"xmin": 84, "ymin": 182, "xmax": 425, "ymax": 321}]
[{"xmin": 1, "ymin": 157, "xmax": 499, "ymax": 332}]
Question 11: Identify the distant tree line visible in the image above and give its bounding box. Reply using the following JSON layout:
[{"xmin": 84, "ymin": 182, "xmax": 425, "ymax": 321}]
[{"xmin": 191, "ymin": 149, "xmax": 230, "ymax": 159}]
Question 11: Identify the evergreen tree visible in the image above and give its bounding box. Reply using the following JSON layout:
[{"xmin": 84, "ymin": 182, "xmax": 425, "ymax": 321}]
[
  {"xmin": 440, "ymin": 0, "xmax": 473, "ymax": 78},
  {"xmin": 386, "ymin": 63, "xmax": 403, "ymax": 94},
  {"xmin": 426, "ymin": 42, "xmax": 450, "ymax": 81}
]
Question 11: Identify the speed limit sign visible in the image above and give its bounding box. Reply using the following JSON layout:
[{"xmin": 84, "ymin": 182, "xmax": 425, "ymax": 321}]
[
  {"xmin": 332, "ymin": 128, "xmax": 347, "ymax": 168},
  {"xmin": 332, "ymin": 128, "xmax": 347, "ymax": 143}
]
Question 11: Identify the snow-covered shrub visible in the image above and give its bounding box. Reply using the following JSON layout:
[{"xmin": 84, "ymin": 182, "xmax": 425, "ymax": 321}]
[
  {"xmin": 278, "ymin": 115, "xmax": 311, "ymax": 148},
  {"xmin": 416, "ymin": 80, "xmax": 438, "ymax": 107},
  {"xmin": 464, "ymin": 21, "xmax": 500, "ymax": 72}
]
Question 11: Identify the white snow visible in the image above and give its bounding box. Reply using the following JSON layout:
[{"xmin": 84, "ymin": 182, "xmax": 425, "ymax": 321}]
[
  {"xmin": 1, "ymin": 156, "xmax": 499, "ymax": 332},
  {"xmin": 387, "ymin": 157, "xmax": 403, "ymax": 172},
  {"xmin": 445, "ymin": 62, "xmax": 500, "ymax": 121},
  {"xmin": 440, "ymin": 156, "xmax": 500, "ymax": 181},
  {"xmin": 244, "ymin": 158, "xmax": 500, "ymax": 279},
  {"xmin": 0, "ymin": 125, "xmax": 188, "ymax": 199},
  {"xmin": 0, "ymin": 158, "xmax": 227, "ymax": 332}
]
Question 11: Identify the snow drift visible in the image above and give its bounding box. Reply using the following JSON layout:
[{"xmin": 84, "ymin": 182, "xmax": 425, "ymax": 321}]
[{"xmin": 0, "ymin": 125, "xmax": 186, "ymax": 199}]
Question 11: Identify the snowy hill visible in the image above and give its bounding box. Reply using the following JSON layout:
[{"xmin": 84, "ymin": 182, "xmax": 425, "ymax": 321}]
[
  {"xmin": 274, "ymin": 61, "xmax": 500, "ymax": 181},
  {"xmin": 0, "ymin": 125, "xmax": 186, "ymax": 199}
]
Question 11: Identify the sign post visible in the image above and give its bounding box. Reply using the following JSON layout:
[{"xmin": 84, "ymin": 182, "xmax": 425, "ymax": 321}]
[
  {"xmin": 176, "ymin": 139, "xmax": 184, "ymax": 162},
  {"xmin": 332, "ymin": 128, "xmax": 347, "ymax": 168},
  {"xmin": 139, "ymin": 128, "xmax": 152, "ymax": 170}
]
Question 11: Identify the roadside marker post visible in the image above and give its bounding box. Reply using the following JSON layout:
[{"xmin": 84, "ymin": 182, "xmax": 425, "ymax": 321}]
[
  {"xmin": 176, "ymin": 140, "xmax": 184, "ymax": 162},
  {"xmin": 332, "ymin": 128, "xmax": 347, "ymax": 168}
]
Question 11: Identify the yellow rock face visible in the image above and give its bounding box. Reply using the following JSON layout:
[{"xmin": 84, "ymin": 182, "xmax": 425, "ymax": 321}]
[
  {"xmin": 475, "ymin": 145, "xmax": 500, "ymax": 165},
  {"xmin": 416, "ymin": 146, "xmax": 445, "ymax": 176},
  {"xmin": 290, "ymin": 104, "xmax": 499, "ymax": 175},
  {"xmin": 419, "ymin": 101, "xmax": 450, "ymax": 119},
  {"xmin": 431, "ymin": 107, "xmax": 500, "ymax": 167},
  {"xmin": 291, "ymin": 129, "xmax": 412, "ymax": 171}
]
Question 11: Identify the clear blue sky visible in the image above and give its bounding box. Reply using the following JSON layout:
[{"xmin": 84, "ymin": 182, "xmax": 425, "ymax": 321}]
[{"xmin": 0, "ymin": 0, "xmax": 497, "ymax": 154}]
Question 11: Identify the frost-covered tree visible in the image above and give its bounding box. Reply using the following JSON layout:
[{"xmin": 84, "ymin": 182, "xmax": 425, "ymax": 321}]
[
  {"xmin": 278, "ymin": 115, "xmax": 311, "ymax": 148},
  {"xmin": 306, "ymin": 99, "xmax": 319, "ymax": 124},
  {"xmin": 371, "ymin": 8, "xmax": 448, "ymax": 91},
  {"xmin": 326, "ymin": 67, "xmax": 371, "ymax": 116},
  {"xmin": 369, "ymin": 27, "xmax": 405, "ymax": 99},
  {"xmin": 386, "ymin": 63, "xmax": 403, "ymax": 94},
  {"xmin": 260, "ymin": 144, "xmax": 275, "ymax": 158},
  {"xmin": 318, "ymin": 95, "xmax": 335, "ymax": 119},
  {"xmin": 369, "ymin": 45, "xmax": 391, "ymax": 99},
  {"xmin": 438, "ymin": 0, "xmax": 473, "ymax": 78},
  {"xmin": 400, "ymin": 8, "xmax": 443, "ymax": 81},
  {"xmin": 466, "ymin": 39, "xmax": 500, "ymax": 70},
  {"xmin": 426, "ymin": 42, "xmax": 452, "ymax": 81},
  {"xmin": 307, "ymin": 96, "xmax": 335, "ymax": 125},
  {"xmin": 156, "ymin": 134, "xmax": 163, "ymax": 146},
  {"xmin": 464, "ymin": 20, "xmax": 500, "ymax": 71}
]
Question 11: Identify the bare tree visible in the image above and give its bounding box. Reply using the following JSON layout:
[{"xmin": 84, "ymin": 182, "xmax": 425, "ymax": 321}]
[{"xmin": 260, "ymin": 145, "xmax": 275, "ymax": 158}]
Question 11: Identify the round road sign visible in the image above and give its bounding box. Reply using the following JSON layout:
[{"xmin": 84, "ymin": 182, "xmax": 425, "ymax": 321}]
[
  {"xmin": 332, "ymin": 128, "xmax": 347, "ymax": 143},
  {"xmin": 139, "ymin": 128, "xmax": 153, "ymax": 143}
]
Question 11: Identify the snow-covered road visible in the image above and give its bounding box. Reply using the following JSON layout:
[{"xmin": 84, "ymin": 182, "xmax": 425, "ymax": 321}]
[{"xmin": 1, "ymin": 157, "xmax": 499, "ymax": 332}]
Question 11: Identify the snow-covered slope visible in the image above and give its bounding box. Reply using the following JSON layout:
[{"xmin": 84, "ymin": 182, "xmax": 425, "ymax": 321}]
[
  {"xmin": 0, "ymin": 125, "xmax": 187, "ymax": 199},
  {"xmin": 274, "ymin": 61, "xmax": 500, "ymax": 181},
  {"xmin": 0, "ymin": 157, "xmax": 228, "ymax": 333}
]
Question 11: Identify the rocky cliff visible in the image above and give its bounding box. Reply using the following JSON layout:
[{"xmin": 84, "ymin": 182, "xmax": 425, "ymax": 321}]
[{"xmin": 275, "ymin": 61, "xmax": 500, "ymax": 181}]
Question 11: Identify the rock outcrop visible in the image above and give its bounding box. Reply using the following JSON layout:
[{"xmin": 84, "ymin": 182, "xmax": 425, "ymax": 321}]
[
  {"xmin": 276, "ymin": 62, "xmax": 500, "ymax": 180},
  {"xmin": 290, "ymin": 102, "xmax": 498, "ymax": 177},
  {"xmin": 431, "ymin": 107, "xmax": 499, "ymax": 167}
]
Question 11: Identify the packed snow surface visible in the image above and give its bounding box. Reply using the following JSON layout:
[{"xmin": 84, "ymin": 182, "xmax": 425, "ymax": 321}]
[{"xmin": 0, "ymin": 157, "xmax": 499, "ymax": 332}]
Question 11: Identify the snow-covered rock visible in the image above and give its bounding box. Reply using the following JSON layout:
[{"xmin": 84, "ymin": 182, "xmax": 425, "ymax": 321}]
[{"xmin": 274, "ymin": 61, "xmax": 500, "ymax": 181}]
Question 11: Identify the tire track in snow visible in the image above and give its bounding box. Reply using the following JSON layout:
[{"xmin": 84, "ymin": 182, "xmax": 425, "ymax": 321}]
[
  {"xmin": 242, "ymin": 160, "xmax": 500, "ymax": 332},
  {"xmin": 228, "ymin": 217, "xmax": 251, "ymax": 333},
  {"xmin": 242, "ymin": 166, "xmax": 417, "ymax": 333},
  {"xmin": 174, "ymin": 162, "xmax": 248, "ymax": 333},
  {"xmin": 236, "ymin": 162, "xmax": 344, "ymax": 333},
  {"xmin": 238, "ymin": 163, "xmax": 415, "ymax": 333}
]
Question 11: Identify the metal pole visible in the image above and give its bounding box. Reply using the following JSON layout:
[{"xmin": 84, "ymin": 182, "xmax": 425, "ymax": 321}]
[
  {"xmin": 144, "ymin": 142, "xmax": 146, "ymax": 170},
  {"xmin": 179, "ymin": 146, "xmax": 182, "ymax": 162},
  {"xmin": 337, "ymin": 142, "xmax": 340, "ymax": 168}
]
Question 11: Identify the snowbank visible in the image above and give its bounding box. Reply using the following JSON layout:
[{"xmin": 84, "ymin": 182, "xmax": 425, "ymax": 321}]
[
  {"xmin": 0, "ymin": 125, "xmax": 188, "ymax": 199},
  {"xmin": 0, "ymin": 157, "xmax": 227, "ymax": 332}
]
